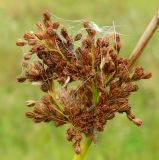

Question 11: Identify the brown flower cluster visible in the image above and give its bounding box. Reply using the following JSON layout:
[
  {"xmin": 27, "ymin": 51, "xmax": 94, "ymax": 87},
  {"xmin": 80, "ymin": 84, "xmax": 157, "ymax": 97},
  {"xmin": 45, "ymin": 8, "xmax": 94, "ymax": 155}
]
[{"xmin": 16, "ymin": 11, "xmax": 151, "ymax": 154}]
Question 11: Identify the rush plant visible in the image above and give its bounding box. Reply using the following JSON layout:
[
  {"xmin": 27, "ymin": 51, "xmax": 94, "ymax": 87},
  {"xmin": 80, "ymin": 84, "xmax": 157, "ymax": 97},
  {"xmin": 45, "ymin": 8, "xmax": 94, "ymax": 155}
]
[{"xmin": 16, "ymin": 10, "xmax": 159, "ymax": 160}]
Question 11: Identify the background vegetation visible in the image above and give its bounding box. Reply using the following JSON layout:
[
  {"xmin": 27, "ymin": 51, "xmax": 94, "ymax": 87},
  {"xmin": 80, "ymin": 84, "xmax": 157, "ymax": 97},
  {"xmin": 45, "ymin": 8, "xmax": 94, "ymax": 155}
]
[{"xmin": 0, "ymin": 0, "xmax": 159, "ymax": 160}]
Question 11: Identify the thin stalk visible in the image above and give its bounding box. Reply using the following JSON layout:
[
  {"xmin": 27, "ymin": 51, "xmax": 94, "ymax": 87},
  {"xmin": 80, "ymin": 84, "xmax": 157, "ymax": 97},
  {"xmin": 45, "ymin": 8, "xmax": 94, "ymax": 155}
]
[
  {"xmin": 129, "ymin": 10, "xmax": 159, "ymax": 68},
  {"xmin": 91, "ymin": 46, "xmax": 95, "ymax": 72},
  {"xmin": 72, "ymin": 137, "xmax": 92, "ymax": 160},
  {"xmin": 48, "ymin": 90, "xmax": 68, "ymax": 119}
]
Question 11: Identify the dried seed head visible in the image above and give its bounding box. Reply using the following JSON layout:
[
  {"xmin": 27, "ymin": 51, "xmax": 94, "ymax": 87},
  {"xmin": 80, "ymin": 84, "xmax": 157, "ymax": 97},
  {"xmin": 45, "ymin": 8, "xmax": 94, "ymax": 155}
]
[{"xmin": 16, "ymin": 10, "xmax": 152, "ymax": 154}]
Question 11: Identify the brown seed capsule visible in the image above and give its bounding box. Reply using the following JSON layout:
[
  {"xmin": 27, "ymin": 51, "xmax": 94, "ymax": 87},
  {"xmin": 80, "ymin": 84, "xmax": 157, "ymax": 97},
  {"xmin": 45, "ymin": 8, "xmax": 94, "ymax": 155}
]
[
  {"xmin": 87, "ymin": 28, "xmax": 96, "ymax": 38},
  {"xmin": 142, "ymin": 72, "xmax": 152, "ymax": 79},
  {"xmin": 26, "ymin": 100, "xmax": 36, "ymax": 107},
  {"xmin": 132, "ymin": 118, "xmax": 142, "ymax": 126},
  {"xmin": 132, "ymin": 66, "xmax": 144, "ymax": 80},
  {"xmin": 83, "ymin": 20, "xmax": 89, "ymax": 28},
  {"xmin": 114, "ymin": 34, "xmax": 120, "ymax": 42},
  {"xmin": 107, "ymin": 61, "xmax": 115, "ymax": 73},
  {"xmin": 52, "ymin": 21, "xmax": 60, "ymax": 29},
  {"xmin": 16, "ymin": 39, "xmax": 26, "ymax": 46},
  {"xmin": 74, "ymin": 33, "xmax": 82, "ymax": 41},
  {"xmin": 40, "ymin": 82, "xmax": 50, "ymax": 92},
  {"xmin": 46, "ymin": 27, "xmax": 56, "ymax": 37},
  {"xmin": 28, "ymin": 39, "xmax": 37, "ymax": 46},
  {"xmin": 25, "ymin": 112, "xmax": 34, "ymax": 118},
  {"xmin": 61, "ymin": 27, "xmax": 69, "ymax": 39},
  {"xmin": 74, "ymin": 133, "xmax": 82, "ymax": 141},
  {"xmin": 43, "ymin": 10, "xmax": 51, "ymax": 21},
  {"xmin": 16, "ymin": 76, "xmax": 26, "ymax": 83},
  {"xmin": 23, "ymin": 53, "xmax": 31, "ymax": 60},
  {"xmin": 74, "ymin": 142, "xmax": 81, "ymax": 155},
  {"xmin": 101, "ymin": 38, "xmax": 109, "ymax": 47},
  {"xmin": 44, "ymin": 20, "xmax": 51, "ymax": 28},
  {"xmin": 23, "ymin": 32, "xmax": 35, "ymax": 40},
  {"xmin": 67, "ymin": 134, "xmax": 73, "ymax": 141},
  {"xmin": 114, "ymin": 42, "xmax": 121, "ymax": 52},
  {"xmin": 110, "ymin": 51, "xmax": 117, "ymax": 60},
  {"xmin": 34, "ymin": 33, "xmax": 44, "ymax": 40},
  {"xmin": 30, "ymin": 45, "xmax": 44, "ymax": 53},
  {"xmin": 96, "ymin": 38, "xmax": 102, "ymax": 47}
]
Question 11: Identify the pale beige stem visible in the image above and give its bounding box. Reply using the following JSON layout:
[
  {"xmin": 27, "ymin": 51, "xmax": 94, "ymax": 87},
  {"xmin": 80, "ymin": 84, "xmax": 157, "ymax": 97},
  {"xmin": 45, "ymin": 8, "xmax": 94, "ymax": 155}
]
[{"xmin": 129, "ymin": 10, "xmax": 159, "ymax": 68}]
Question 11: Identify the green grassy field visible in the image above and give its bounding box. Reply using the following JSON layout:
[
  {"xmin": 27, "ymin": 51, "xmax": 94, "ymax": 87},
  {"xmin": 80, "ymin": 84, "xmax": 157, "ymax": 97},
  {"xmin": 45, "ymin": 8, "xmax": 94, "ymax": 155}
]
[{"xmin": 0, "ymin": 0, "xmax": 159, "ymax": 160}]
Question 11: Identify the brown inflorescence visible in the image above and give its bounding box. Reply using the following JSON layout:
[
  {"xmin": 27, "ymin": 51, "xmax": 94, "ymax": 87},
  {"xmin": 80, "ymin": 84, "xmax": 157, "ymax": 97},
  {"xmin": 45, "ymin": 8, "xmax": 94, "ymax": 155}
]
[{"xmin": 16, "ymin": 11, "xmax": 151, "ymax": 154}]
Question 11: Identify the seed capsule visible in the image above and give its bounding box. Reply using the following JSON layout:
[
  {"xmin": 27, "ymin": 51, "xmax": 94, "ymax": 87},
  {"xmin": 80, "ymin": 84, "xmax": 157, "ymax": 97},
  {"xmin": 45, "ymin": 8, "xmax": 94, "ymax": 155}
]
[{"xmin": 16, "ymin": 39, "xmax": 26, "ymax": 46}]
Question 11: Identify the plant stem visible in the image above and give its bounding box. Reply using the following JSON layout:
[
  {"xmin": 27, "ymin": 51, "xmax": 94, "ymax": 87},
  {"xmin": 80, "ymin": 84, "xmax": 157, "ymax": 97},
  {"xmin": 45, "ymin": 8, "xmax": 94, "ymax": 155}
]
[
  {"xmin": 72, "ymin": 137, "xmax": 92, "ymax": 160},
  {"xmin": 129, "ymin": 10, "xmax": 159, "ymax": 68}
]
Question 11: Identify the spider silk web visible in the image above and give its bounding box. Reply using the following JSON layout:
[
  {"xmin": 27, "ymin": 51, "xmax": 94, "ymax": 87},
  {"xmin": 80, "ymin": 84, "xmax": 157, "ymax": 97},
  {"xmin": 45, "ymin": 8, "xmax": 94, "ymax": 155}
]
[{"xmin": 20, "ymin": 13, "xmax": 126, "ymax": 86}]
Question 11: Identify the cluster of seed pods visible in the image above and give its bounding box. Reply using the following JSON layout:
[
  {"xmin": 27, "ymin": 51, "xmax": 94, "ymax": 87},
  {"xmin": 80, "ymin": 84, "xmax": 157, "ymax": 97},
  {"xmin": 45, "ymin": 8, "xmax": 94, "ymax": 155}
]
[{"xmin": 16, "ymin": 11, "xmax": 151, "ymax": 154}]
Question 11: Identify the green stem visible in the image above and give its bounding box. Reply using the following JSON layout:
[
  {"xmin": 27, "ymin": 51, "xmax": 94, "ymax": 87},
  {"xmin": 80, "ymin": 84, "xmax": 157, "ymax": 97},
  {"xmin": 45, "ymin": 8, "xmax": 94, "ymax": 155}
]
[{"xmin": 72, "ymin": 137, "xmax": 92, "ymax": 160}]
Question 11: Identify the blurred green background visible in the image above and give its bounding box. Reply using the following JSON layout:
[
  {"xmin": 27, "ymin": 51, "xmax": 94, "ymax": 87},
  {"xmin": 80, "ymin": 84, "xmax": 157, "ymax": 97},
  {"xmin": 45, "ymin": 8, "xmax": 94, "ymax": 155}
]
[{"xmin": 0, "ymin": 0, "xmax": 159, "ymax": 160}]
